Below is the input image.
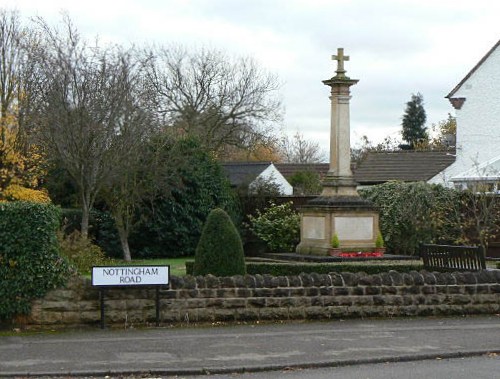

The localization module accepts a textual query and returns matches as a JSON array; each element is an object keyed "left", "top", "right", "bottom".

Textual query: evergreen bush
[
  {"left": 193, "top": 208, "right": 246, "bottom": 276},
  {"left": 0, "top": 202, "right": 71, "bottom": 320},
  {"left": 360, "top": 181, "right": 462, "bottom": 255},
  {"left": 248, "top": 201, "right": 300, "bottom": 252},
  {"left": 131, "top": 138, "right": 240, "bottom": 258}
]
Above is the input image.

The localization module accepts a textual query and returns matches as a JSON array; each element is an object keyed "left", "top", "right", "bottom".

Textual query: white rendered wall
[
  {"left": 251, "top": 164, "right": 293, "bottom": 195},
  {"left": 429, "top": 45, "right": 500, "bottom": 186}
]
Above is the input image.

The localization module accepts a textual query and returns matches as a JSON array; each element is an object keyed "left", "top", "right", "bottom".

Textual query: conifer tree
[
  {"left": 401, "top": 93, "right": 428, "bottom": 149},
  {"left": 193, "top": 208, "right": 246, "bottom": 277}
]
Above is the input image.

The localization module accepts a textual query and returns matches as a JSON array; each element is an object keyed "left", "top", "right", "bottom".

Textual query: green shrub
[
  {"left": 375, "top": 232, "right": 384, "bottom": 248},
  {"left": 288, "top": 170, "right": 322, "bottom": 195},
  {"left": 248, "top": 201, "right": 300, "bottom": 252},
  {"left": 131, "top": 138, "right": 240, "bottom": 258},
  {"left": 61, "top": 208, "right": 122, "bottom": 258},
  {"left": 58, "top": 230, "right": 112, "bottom": 274},
  {"left": 360, "top": 181, "right": 462, "bottom": 255},
  {"left": 193, "top": 208, "right": 246, "bottom": 276},
  {"left": 331, "top": 233, "right": 340, "bottom": 248},
  {"left": 0, "top": 202, "right": 71, "bottom": 320}
]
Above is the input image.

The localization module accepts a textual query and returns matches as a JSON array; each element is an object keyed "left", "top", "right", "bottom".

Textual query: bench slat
[{"left": 420, "top": 244, "right": 486, "bottom": 272}]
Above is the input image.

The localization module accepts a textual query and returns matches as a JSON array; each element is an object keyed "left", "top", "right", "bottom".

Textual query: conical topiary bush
[{"left": 193, "top": 208, "right": 246, "bottom": 276}]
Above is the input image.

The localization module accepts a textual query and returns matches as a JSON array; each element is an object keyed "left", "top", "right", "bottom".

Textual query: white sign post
[{"left": 92, "top": 265, "right": 170, "bottom": 328}]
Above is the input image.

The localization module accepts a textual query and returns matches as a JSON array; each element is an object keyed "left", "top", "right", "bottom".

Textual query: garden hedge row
[
  {"left": 0, "top": 202, "right": 71, "bottom": 321},
  {"left": 186, "top": 261, "right": 424, "bottom": 277}
]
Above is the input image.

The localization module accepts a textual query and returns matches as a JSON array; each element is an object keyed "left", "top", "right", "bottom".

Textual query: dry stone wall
[{"left": 25, "top": 270, "right": 500, "bottom": 329}]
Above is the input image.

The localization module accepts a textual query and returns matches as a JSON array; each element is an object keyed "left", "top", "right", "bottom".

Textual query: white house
[
  {"left": 429, "top": 39, "right": 500, "bottom": 189},
  {"left": 222, "top": 162, "right": 293, "bottom": 195}
]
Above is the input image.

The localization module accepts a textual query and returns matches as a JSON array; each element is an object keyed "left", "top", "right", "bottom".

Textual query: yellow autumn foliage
[
  {"left": 1, "top": 109, "right": 47, "bottom": 191},
  {"left": 1, "top": 184, "right": 51, "bottom": 203},
  {"left": 0, "top": 117, "right": 24, "bottom": 189}
]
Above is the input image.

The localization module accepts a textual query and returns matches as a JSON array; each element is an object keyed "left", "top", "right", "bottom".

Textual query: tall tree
[
  {"left": 279, "top": 132, "right": 326, "bottom": 163},
  {"left": 0, "top": 9, "right": 22, "bottom": 126},
  {"left": 401, "top": 93, "right": 428, "bottom": 149},
  {"left": 31, "top": 16, "right": 150, "bottom": 238},
  {"left": 98, "top": 67, "right": 160, "bottom": 261},
  {"left": 99, "top": 130, "right": 188, "bottom": 261},
  {"left": 143, "top": 46, "right": 283, "bottom": 156},
  {"left": 0, "top": 9, "right": 46, "bottom": 192}
]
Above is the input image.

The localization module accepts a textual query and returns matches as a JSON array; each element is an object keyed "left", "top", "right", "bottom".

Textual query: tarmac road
[{"left": 1, "top": 315, "right": 499, "bottom": 378}]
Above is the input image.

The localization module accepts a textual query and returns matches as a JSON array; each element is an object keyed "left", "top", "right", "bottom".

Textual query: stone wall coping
[{"left": 73, "top": 270, "right": 500, "bottom": 291}]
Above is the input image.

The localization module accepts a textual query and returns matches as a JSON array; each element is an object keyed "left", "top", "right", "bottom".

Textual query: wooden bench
[{"left": 420, "top": 244, "right": 486, "bottom": 272}]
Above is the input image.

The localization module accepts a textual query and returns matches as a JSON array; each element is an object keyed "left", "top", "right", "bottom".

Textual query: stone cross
[
  {"left": 296, "top": 48, "right": 380, "bottom": 257},
  {"left": 332, "top": 48, "right": 349, "bottom": 78}
]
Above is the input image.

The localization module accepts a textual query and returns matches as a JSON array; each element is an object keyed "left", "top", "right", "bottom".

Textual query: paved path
[
  {"left": 187, "top": 356, "right": 500, "bottom": 379},
  {"left": 0, "top": 316, "right": 499, "bottom": 377}
]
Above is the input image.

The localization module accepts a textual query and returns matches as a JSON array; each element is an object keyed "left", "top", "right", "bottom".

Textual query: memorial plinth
[{"left": 296, "top": 48, "right": 380, "bottom": 255}]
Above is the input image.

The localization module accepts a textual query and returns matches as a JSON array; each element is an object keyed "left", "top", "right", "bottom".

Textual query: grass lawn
[{"left": 113, "top": 257, "right": 193, "bottom": 276}]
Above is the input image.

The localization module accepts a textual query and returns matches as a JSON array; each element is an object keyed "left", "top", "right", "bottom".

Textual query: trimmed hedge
[
  {"left": 245, "top": 262, "right": 424, "bottom": 276},
  {"left": 186, "top": 261, "right": 423, "bottom": 276},
  {"left": 0, "top": 202, "right": 71, "bottom": 321}
]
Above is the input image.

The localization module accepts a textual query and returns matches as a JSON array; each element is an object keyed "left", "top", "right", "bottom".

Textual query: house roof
[
  {"left": 222, "top": 153, "right": 454, "bottom": 189},
  {"left": 353, "top": 150, "right": 456, "bottom": 184},
  {"left": 274, "top": 163, "right": 330, "bottom": 178},
  {"left": 447, "top": 39, "right": 500, "bottom": 99},
  {"left": 221, "top": 162, "right": 272, "bottom": 187}
]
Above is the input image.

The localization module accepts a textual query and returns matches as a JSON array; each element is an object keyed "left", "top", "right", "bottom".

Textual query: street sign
[{"left": 92, "top": 266, "right": 170, "bottom": 286}]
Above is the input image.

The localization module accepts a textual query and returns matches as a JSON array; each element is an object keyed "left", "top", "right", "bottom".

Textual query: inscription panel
[
  {"left": 303, "top": 216, "right": 326, "bottom": 240},
  {"left": 334, "top": 216, "right": 373, "bottom": 240}
]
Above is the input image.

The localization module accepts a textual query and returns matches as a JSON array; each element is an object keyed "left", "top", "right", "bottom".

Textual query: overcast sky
[{"left": 2, "top": 0, "right": 499, "bottom": 155}]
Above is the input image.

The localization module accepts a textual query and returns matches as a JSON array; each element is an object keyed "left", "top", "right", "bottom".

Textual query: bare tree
[
  {"left": 0, "top": 9, "right": 24, "bottom": 189},
  {"left": 0, "top": 9, "right": 46, "bottom": 134},
  {"left": 350, "top": 134, "right": 402, "bottom": 164},
  {"left": 143, "top": 46, "right": 283, "bottom": 155},
  {"left": 98, "top": 77, "right": 161, "bottom": 261},
  {"left": 462, "top": 189, "right": 500, "bottom": 252},
  {"left": 0, "top": 9, "right": 22, "bottom": 123},
  {"left": 279, "top": 132, "right": 326, "bottom": 163},
  {"left": 0, "top": 9, "right": 46, "bottom": 190},
  {"left": 32, "top": 16, "right": 150, "bottom": 239}
]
